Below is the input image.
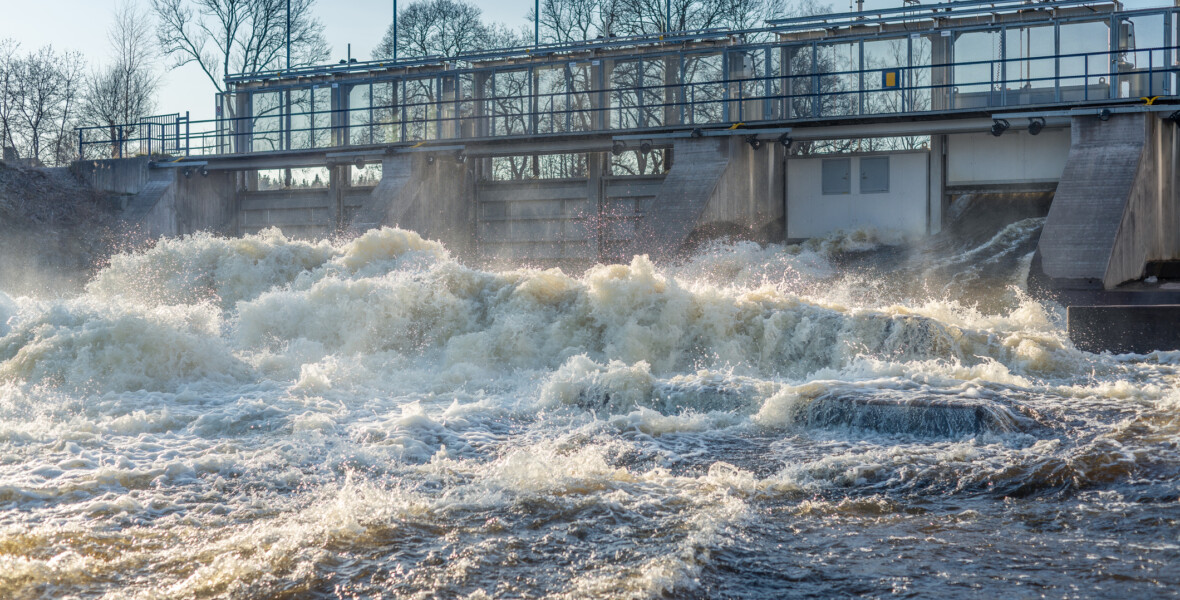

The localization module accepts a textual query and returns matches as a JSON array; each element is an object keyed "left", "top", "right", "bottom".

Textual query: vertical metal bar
[
  {"left": 535, "top": 0, "right": 540, "bottom": 47},
  {"left": 638, "top": 58, "right": 647, "bottom": 128},
  {"left": 1054, "top": 20, "right": 1061, "bottom": 103},
  {"left": 393, "top": 0, "right": 398, "bottom": 60},
  {"left": 811, "top": 42, "right": 819, "bottom": 118},
  {"left": 400, "top": 79, "right": 408, "bottom": 141},
  {"left": 723, "top": 52, "right": 731, "bottom": 123},
  {"left": 1165, "top": 10, "right": 1172, "bottom": 95},
  {"left": 77, "top": 128, "right": 83, "bottom": 159},
  {"left": 286, "top": 0, "right": 291, "bottom": 70},
  {"left": 763, "top": 47, "right": 772, "bottom": 120},
  {"left": 1085, "top": 55, "right": 1089, "bottom": 101},
  {"left": 1110, "top": 15, "right": 1118, "bottom": 100},
  {"left": 999, "top": 26, "right": 1007, "bottom": 106},
  {"left": 858, "top": 40, "right": 864, "bottom": 116},
  {"left": 530, "top": 66, "right": 539, "bottom": 135},
  {"left": 678, "top": 54, "right": 686, "bottom": 125},
  {"left": 185, "top": 111, "right": 190, "bottom": 156}
]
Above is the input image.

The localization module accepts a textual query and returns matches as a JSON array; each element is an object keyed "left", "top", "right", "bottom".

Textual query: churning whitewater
[{"left": 1, "top": 221, "right": 1179, "bottom": 598}]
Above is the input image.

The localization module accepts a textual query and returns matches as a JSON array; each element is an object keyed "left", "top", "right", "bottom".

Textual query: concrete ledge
[{"left": 1067, "top": 305, "right": 1180, "bottom": 354}]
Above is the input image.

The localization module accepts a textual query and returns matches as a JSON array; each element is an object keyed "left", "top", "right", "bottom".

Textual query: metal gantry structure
[{"left": 77, "top": 0, "right": 1180, "bottom": 161}]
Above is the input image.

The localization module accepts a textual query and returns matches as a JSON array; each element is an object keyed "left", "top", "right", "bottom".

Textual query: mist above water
[{"left": 1, "top": 208, "right": 1178, "bottom": 598}]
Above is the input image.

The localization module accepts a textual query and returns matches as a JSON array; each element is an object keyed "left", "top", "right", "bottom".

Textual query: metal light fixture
[
  {"left": 355, "top": 157, "right": 366, "bottom": 169},
  {"left": 200, "top": 167, "right": 209, "bottom": 177},
  {"left": 1099, "top": 108, "right": 1112, "bottom": 121},
  {"left": 990, "top": 118, "right": 1010, "bottom": 137},
  {"left": 612, "top": 140, "right": 626, "bottom": 155},
  {"left": 639, "top": 140, "right": 653, "bottom": 154},
  {"left": 1027, "top": 117, "right": 1045, "bottom": 136},
  {"left": 690, "top": 128, "right": 703, "bottom": 138},
  {"left": 778, "top": 133, "right": 793, "bottom": 148},
  {"left": 745, "top": 134, "right": 762, "bottom": 149}
]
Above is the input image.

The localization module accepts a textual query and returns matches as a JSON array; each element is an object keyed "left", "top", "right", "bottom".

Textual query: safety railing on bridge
[
  {"left": 76, "top": 113, "right": 194, "bottom": 160},
  {"left": 77, "top": 3, "right": 1180, "bottom": 160}
]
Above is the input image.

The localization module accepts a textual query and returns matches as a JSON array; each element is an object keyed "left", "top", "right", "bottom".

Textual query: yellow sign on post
[{"left": 882, "top": 69, "right": 901, "bottom": 89}]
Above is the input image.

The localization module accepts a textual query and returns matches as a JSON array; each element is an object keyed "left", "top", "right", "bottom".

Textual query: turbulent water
[{"left": 1, "top": 215, "right": 1179, "bottom": 599}]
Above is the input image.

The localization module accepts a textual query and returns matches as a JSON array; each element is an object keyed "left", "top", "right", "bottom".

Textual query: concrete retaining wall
[
  {"left": 1036, "top": 112, "right": 1178, "bottom": 289},
  {"left": 73, "top": 157, "right": 153, "bottom": 196},
  {"left": 477, "top": 179, "right": 597, "bottom": 263},
  {"left": 634, "top": 137, "right": 784, "bottom": 261}
]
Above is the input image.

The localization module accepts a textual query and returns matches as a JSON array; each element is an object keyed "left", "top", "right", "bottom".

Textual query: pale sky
[
  {"left": 0, "top": 0, "right": 531, "bottom": 121},
  {"left": 0, "top": 0, "right": 1173, "bottom": 122}
]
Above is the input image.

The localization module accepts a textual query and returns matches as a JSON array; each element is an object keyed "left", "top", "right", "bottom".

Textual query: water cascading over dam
[
  {"left": 2, "top": 198, "right": 1180, "bottom": 597},
  {"left": 7, "top": 0, "right": 1180, "bottom": 596}
]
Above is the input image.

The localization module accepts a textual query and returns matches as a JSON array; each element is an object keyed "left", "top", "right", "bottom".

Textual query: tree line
[{"left": 373, "top": 0, "right": 829, "bottom": 60}]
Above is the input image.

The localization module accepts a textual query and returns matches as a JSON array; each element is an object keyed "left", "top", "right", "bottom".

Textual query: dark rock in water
[{"left": 801, "top": 392, "right": 1030, "bottom": 437}]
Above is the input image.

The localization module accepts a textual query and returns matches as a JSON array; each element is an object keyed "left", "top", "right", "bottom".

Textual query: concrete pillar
[
  {"left": 928, "top": 134, "right": 946, "bottom": 235},
  {"left": 588, "top": 152, "right": 604, "bottom": 259},
  {"left": 472, "top": 72, "right": 489, "bottom": 138},
  {"left": 930, "top": 33, "right": 953, "bottom": 111},
  {"left": 634, "top": 135, "right": 785, "bottom": 260},
  {"left": 663, "top": 55, "right": 680, "bottom": 127},
  {"left": 1037, "top": 112, "right": 1177, "bottom": 289},
  {"left": 234, "top": 91, "right": 251, "bottom": 154},
  {"left": 331, "top": 83, "right": 348, "bottom": 147},
  {"left": 351, "top": 152, "right": 473, "bottom": 254},
  {"left": 328, "top": 164, "right": 348, "bottom": 230},
  {"left": 593, "top": 59, "right": 611, "bottom": 131}
]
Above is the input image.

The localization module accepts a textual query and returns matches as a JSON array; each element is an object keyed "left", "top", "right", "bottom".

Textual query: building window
[
  {"left": 860, "top": 156, "right": 890, "bottom": 193},
  {"left": 821, "top": 158, "right": 851, "bottom": 195}
]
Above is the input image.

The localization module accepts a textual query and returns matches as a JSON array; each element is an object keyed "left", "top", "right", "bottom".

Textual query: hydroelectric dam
[{"left": 74, "top": 0, "right": 1180, "bottom": 353}]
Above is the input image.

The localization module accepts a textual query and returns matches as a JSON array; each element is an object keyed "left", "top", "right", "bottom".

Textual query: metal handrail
[{"left": 78, "top": 41, "right": 1179, "bottom": 160}]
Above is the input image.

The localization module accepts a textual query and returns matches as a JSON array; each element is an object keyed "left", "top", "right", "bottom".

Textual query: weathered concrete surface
[
  {"left": 73, "top": 157, "right": 153, "bottom": 196},
  {"left": 1037, "top": 113, "right": 1177, "bottom": 290},
  {"left": 633, "top": 137, "right": 783, "bottom": 261},
  {"left": 476, "top": 178, "right": 598, "bottom": 264},
  {"left": 132, "top": 170, "right": 178, "bottom": 236},
  {"left": 1068, "top": 305, "right": 1180, "bottom": 354},
  {"left": 352, "top": 153, "right": 473, "bottom": 254},
  {"left": 74, "top": 158, "right": 237, "bottom": 237},
  {"left": 239, "top": 188, "right": 334, "bottom": 238}
]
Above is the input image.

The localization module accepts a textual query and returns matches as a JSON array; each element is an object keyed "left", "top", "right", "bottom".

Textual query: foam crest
[
  {"left": 87, "top": 229, "right": 336, "bottom": 308},
  {"left": 0, "top": 301, "right": 245, "bottom": 392}
]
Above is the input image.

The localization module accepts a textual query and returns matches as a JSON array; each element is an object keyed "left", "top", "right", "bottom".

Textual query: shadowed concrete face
[{"left": 1036, "top": 112, "right": 1179, "bottom": 290}]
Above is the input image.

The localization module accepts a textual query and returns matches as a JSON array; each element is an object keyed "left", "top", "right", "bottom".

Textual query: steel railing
[{"left": 78, "top": 42, "right": 1180, "bottom": 160}]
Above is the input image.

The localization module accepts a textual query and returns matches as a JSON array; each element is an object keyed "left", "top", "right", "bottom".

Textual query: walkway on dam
[{"left": 78, "top": 0, "right": 1180, "bottom": 167}]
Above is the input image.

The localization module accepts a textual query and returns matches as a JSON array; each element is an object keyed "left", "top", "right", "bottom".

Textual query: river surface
[{"left": 1, "top": 215, "right": 1178, "bottom": 598}]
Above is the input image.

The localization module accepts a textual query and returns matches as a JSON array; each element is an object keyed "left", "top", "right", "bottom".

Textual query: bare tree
[
  {"left": 152, "top": 0, "right": 330, "bottom": 94},
  {"left": 82, "top": 2, "right": 160, "bottom": 158},
  {"left": 374, "top": 0, "right": 518, "bottom": 59},
  {"left": 50, "top": 54, "right": 85, "bottom": 165},
  {"left": 0, "top": 39, "right": 18, "bottom": 154},
  {"left": 13, "top": 47, "right": 61, "bottom": 163}
]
